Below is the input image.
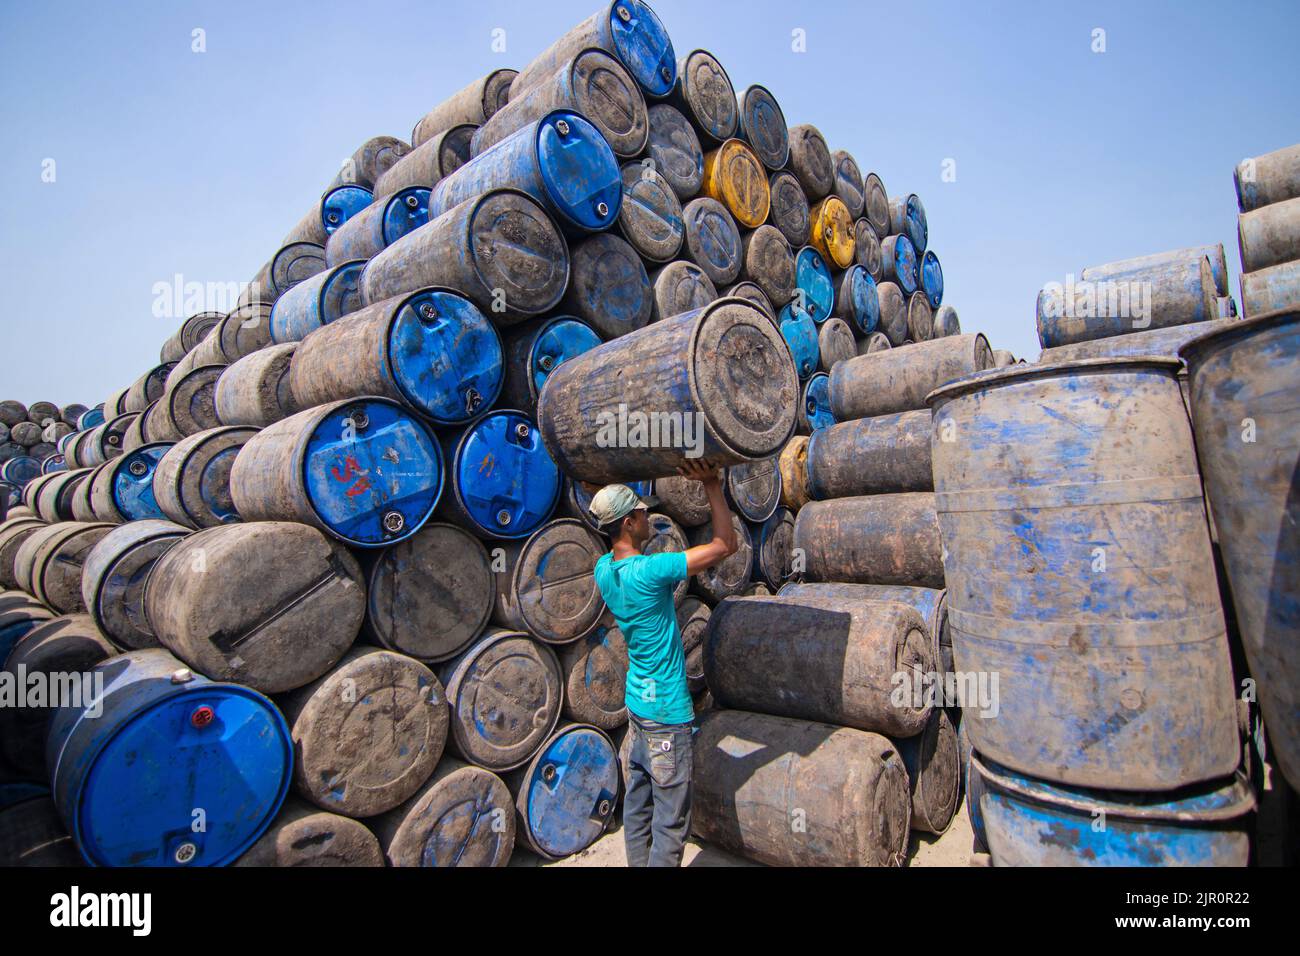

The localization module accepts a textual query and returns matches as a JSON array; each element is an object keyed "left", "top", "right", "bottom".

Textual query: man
[{"left": 586, "top": 459, "right": 739, "bottom": 868}]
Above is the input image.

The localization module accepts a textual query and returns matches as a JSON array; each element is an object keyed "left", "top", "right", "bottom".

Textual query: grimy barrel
[
  {"left": 751, "top": 506, "right": 795, "bottom": 590},
  {"left": 648, "top": 259, "right": 715, "bottom": 322},
  {"left": 700, "top": 139, "right": 770, "bottom": 230},
  {"left": 704, "top": 594, "right": 934, "bottom": 737},
  {"left": 777, "top": 434, "right": 811, "bottom": 511},
  {"left": 724, "top": 456, "right": 781, "bottom": 522},
  {"left": 144, "top": 522, "right": 366, "bottom": 694},
  {"left": 1235, "top": 142, "right": 1300, "bottom": 212},
  {"left": 767, "top": 169, "right": 810, "bottom": 247},
  {"left": 230, "top": 397, "right": 444, "bottom": 548},
  {"left": 1081, "top": 243, "right": 1229, "bottom": 297},
  {"left": 81, "top": 518, "right": 189, "bottom": 649},
  {"left": 280, "top": 647, "right": 448, "bottom": 818},
  {"left": 218, "top": 302, "right": 275, "bottom": 364},
  {"left": 215, "top": 343, "right": 299, "bottom": 428},
  {"left": 1238, "top": 196, "right": 1300, "bottom": 274},
  {"left": 438, "top": 628, "right": 563, "bottom": 771},
  {"left": 0, "top": 518, "right": 45, "bottom": 590},
  {"left": 432, "top": 111, "right": 622, "bottom": 236},
  {"left": 807, "top": 409, "right": 932, "bottom": 499},
  {"left": 894, "top": 708, "right": 960, "bottom": 835},
  {"left": 561, "top": 232, "right": 652, "bottom": 338},
  {"left": 288, "top": 288, "right": 504, "bottom": 426},
  {"left": 831, "top": 333, "right": 993, "bottom": 420},
  {"left": 88, "top": 441, "right": 171, "bottom": 523},
  {"left": 1181, "top": 310, "right": 1300, "bottom": 791},
  {"left": 323, "top": 189, "right": 429, "bottom": 267},
  {"left": 235, "top": 798, "right": 385, "bottom": 867},
  {"left": 45, "top": 648, "right": 291, "bottom": 867},
  {"left": 793, "top": 493, "right": 944, "bottom": 588},
  {"left": 374, "top": 124, "right": 474, "bottom": 200},
  {"left": 498, "top": 315, "right": 603, "bottom": 416},
  {"left": 537, "top": 299, "right": 799, "bottom": 483},
  {"left": 328, "top": 135, "right": 411, "bottom": 191},
  {"left": 492, "top": 518, "right": 606, "bottom": 645},
  {"left": 18, "top": 520, "right": 114, "bottom": 613},
  {"left": 928, "top": 358, "right": 1239, "bottom": 790},
  {"left": 688, "top": 513, "right": 752, "bottom": 603},
  {"left": 1037, "top": 316, "right": 1237, "bottom": 363},
  {"left": 411, "top": 69, "right": 517, "bottom": 146},
  {"left": 652, "top": 473, "right": 709, "bottom": 527},
  {"left": 153, "top": 426, "right": 255, "bottom": 528},
  {"left": 740, "top": 224, "right": 795, "bottom": 308},
  {"left": 559, "top": 614, "right": 629, "bottom": 729},
  {"left": 1240, "top": 260, "right": 1300, "bottom": 316},
  {"left": 363, "top": 521, "right": 493, "bottom": 663},
  {"left": 508, "top": 0, "right": 675, "bottom": 101},
  {"left": 268, "top": 261, "right": 365, "bottom": 343},
  {"left": 1036, "top": 255, "right": 1217, "bottom": 349},
  {"left": 360, "top": 189, "right": 569, "bottom": 323},
  {"left": 618, "top": 161, "right": 684, "bottom": 264},
  {"left": 479, "top": 49, "right": 648, "bottom": 160},
  {"left": 817, "top": 318, "right": 857, "bottom": 373},
  {"left": 681, "top": 196, "right": 742, "bottom": 288},
  {"left": 370, "top": 758, "right": 515, "bottom": 867},
  {"left": 667, "top": 48, "right": 735, "bottom": 146},
  {"left": 643, "top": 103, "right": 704, "bottom": 201},
  {"left": 691, "top": 709, "right": 911, "bottom": 867},
  {"left": 779, "top": 581, "right": 953, "bottom": 678},
  {"left": 507, "top": 723, "right": 619, "bottom": 860}
]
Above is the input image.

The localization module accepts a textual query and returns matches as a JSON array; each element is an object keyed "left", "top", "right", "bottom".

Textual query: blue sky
[{"left": 2, "top": 0, "right": 1297, "bottom": 404}]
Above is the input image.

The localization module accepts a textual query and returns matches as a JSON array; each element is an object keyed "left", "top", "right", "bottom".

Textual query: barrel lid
[
  {"left": 321, "top": 184, "right": 373, "bottom": 234},
  {"left": 453, "top": 409, "right": 561, "bottom": 539},
  {"left": 607, "top": 0, "right": 676, "bottom": 96},
  {"left": 792, "top": 246, "right": 834, "bottom": 323},
  {"left": 71, "top": 677, "right": 291, "bottom": 866},
  {"left": 926, "top": 353, "right": 1181, "bottom": 408},
  {"left": 779, "top": 308, "right": 820, "bottom": 380},
  {"left": 705, "top": 139, "right": 770, "bottom": 229},
  {"left": 520, "top": 724, "right": 618, "bottom": 858},
  {"left": 569, "top": 49, "right": 649, "bottom": 158},
  {"left": 842, "top": 265, "right": 880, "bottom": 334},
  {"left": 725, "top": 456, "right": 781, "bottom": 523},
  {"left": 693, "top": 299, "right": 800, "bottom": 456},
  {"left": 1, "top": 457, "right": 40, "bottom": 485},
  {"left": 802, "top": 372, "right": 834, "bottom": 431},
  {"left": 919, "top": 249, "right": 943, "bottom": 308},
  {"left": 737, "top": 85, "right": 789, "bottom": 170},
  {"left": 677, "top": 49, "right": 737, "bottom": 143},
  {"left": 110, "top": 443, "right": 171, "bottom": 520},
  {"left": 889, "top": 233, "right": 918, "bottom": 294},
  {"left": 318, "top": 260, "right": 366, "bottom": 325},
  {"left": 302, "top": 398, "right": 444, "bottom": 547},
  {"left": 76, "top": 408, "right": 105, "bottom": 430},
  {"left": 683, "top": 196, "right": 742, "bottom": 286},
  {"left": 509, "top": 519, "right": 606, "bottom": 643},
  {"left": 904, "top": 195, "right": 928, "bottom": 253},
  {"left": 646, "top": 104, "right": 704, "bottom": 200},
  {"left": 41, "top": 455, "right": 66, "bottom": 474},
  {"left": 380, "top": 187, "right": 431, "bottom": 245},
  {"left": 618, "top": 161, "right": 685, "bottom": 263},
  {"left": 972, "top": 751, "right": 1255, "bottom": 823},
  {"left": 810, "top": 195, "right": 855, "bottom": 270},
  {"left": 271, "top": 241, "right": 327, "bottom": 296},
  {"left": 528, "top": 317, "right": 602, "bottom": 402},
  {"left": 388, "top": 289, "right": 504, "bottom": 425},
  {"left": 534, "top": 111, "right": 623, "bottom": 232},
  {"left": 1178, "top": 307, "right": 1299, "bottom": 368},
  {"left": 467, "top": 190, "right": 570, "bottom": 316}
]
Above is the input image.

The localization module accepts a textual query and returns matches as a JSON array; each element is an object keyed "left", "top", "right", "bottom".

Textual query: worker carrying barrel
[{"left": 584, "top": 459, "right": 738, "bottom": 867}]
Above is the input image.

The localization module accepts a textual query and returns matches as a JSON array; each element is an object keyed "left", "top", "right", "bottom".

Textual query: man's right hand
[{"left": 676, "top": 459, "right": 720, "bottom": 485}]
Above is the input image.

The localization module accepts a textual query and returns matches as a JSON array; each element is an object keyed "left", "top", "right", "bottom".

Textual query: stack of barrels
[
  {"left": 0, "top": 402, "right": 91, "bottom": 515},
  {"left": 1236, "top": 142, "right": 1300, "bottom": 316}
]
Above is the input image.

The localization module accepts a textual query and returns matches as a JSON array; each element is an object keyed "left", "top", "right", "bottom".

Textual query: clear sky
[{"left": 2, "top": 0, "right": 1297, "bottom": 405}]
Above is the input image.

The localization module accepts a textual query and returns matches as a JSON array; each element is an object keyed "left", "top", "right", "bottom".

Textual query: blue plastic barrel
[
  {"left": 800, "top": 373, "right": 834, "bottom": 432},
  {"left": 269, "top": 260, "right": 366, "bottom": 344},
  {"left": 76, "top": 407, "right": 105, "bottom": 430},
  {"left": 886, "top": 233, "right": 919, "bottom": 295},
  {"left": 324, "top": 187, "right": 431, "bottom": 266},
  {"left": 599, "top": 0, "right": 675, "bottom": 96},
  {"left": 919, "top": 250, "right": 943, "bottom": 308},
  {"left": 0, "top": 457, "right": 41, "bottom": 487},
  {"left": 432, "top": 111, "right": 621, "bottom": 235},
  {"left": 510, "top": 723, "right": 619, "bottom": 860},
  {"left": 40, "top": 455, "right": 67, "bottom": 474},
  {"left": 898, "top": 194, "right": 927, "bottom": 253},
  {"left": 102, "top": 442, "right": 172, "bottom": 521},
  {"left": 440, "top": 409, "right": 561, "bottom": 540},
  {"left": 781, "top": 246, "right": 834, "bottom": 325},
  {"left": 528, "top": 317, "right": 602, "bottom": 400},
  {"left": 45, "top": 649, "right": 292, "bottom": 867},
  {"left": 835, "top": 265, "right": 879, "bottom": 335},
  {"left": 973, "top": 752, "right": 1254, "bottom": 866},
  {"left": 320, "top": 184, "right": 373, "bottom": 234},
  {"left": 779, "top": 308, "right": 820, "bottom": 381}
]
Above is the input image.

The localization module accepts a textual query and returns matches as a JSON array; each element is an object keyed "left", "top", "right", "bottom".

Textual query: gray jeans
[{"left": 623, "top": 714, "right": 694, "bottom": 867}]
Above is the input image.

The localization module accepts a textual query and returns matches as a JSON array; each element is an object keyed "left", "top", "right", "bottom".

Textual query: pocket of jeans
[{"left": 646, "top": 731, "right": 677, "bottom": 786}]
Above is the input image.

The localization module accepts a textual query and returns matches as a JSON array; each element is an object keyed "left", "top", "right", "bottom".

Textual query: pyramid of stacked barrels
[
  {"left": 0, "top": 403, "right": 94, "bottom": 511},
  {"left": 940, "top": 140, "right": 1299, "bottom": 866},
  {"left": 0, "top": 0, "right": 1085, "bottom": 871}
]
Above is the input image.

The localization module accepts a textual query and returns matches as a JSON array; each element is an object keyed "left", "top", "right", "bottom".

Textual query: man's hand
[{"left": 676, "top": 459, "right": 721, "bottom": 485}]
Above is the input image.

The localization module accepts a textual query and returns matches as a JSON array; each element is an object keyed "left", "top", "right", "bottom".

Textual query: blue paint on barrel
[
  {"left": 270, "top": 260, "right": 366, "bottom": 343},
  {"left": 303, "top": 399, "right": 444, "bottom": 547},
  {"left": 446, "top": 410, "right": 561, "bottom": 539},
  {"left": 890, "top": 233, "right": 918, "bottom": 295},
  {"left": 77, "top": 408, "right": 105, "bottom": 430},
  {"left": 380, "top": 187, "right": 431, "bottom": 244},
  {"left": 919, "top": 250, "right": 943, "bottom": 308},
  {"left": 530, "top": 317, "right": 603, "bottom": 397},
  {"left": 0, "top": 619, "right": 45, "bottom": 664},
  {"left": 840, "top": 265, "right": 880, "bottom": 334},
  {"left": 785, "top": 246, "right": 834, "bottom": 324},
  {"left": 321, "top": 184, "right": 374, "bottom": 234},
  {"left": 388, "top": 289, "right": 505, "bottom": 425},
  {"left": 0, "top": 457, "right": 40, "bottom": 487},
  {"left": 973, "top": 752, "right": 1254, "bottom": 866},
  {"left": 901, "top": 195, "right": 927, "bottom": 253},
  {"left": 603, "top": 0, "right": 676, "bottom": 97},
  {"left": 779, "top": 308, "right": 820, "bottom": 381},
  {"left": 958, "top": 720, "right": 988, "bottom": 852},
  {"left": 802, "top": 373, "right": 834, "bottom": 431},
  {"left": 40, "top": 455, "right": 67, "bottom": 475},
  {"left": 46, "top": 649, "right": 292, "bottom": 867},
  {"left": 110, "top": 443, "right": 172, "bottom": 520},
  {"left": 432, "top": 111, "right": 621, "bottom": 234},
  {"left": 517, "top": 725, "right": 618, "bottom": 859}
]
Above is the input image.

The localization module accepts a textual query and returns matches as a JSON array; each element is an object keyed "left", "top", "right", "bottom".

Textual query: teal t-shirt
[{"left": 593, "top": 550, "right": 693, "bottom": 726}]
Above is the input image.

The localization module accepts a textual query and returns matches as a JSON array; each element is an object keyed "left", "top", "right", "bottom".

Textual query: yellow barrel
[
  {"left": 701, "top": 139, "right": 771, "bottom": 229},
  {"left": 809, "top": 195, "right": 855, "bottom": 269}
]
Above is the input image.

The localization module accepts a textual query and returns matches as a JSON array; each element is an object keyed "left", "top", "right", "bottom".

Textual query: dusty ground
[{"left": 510, "top": 801, "right": 978, "bottom": 868}]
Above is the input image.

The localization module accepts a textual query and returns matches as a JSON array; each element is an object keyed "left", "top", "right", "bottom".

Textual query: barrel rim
[
  {"left": 925, "top": 345, "right": 1167, "bottom": 407},
  {"left": 466, "top": 188, "right": 571, "bottom": 316},
  {"left": 513, "top": 720, "right": 617, "bottom": 859},
  {"left": 84, "top": 519, "right": 190, "bottom": 636},
  {"left": 1177, "top": 306, "right": 1297, "bottom": 368},
  {"left": 449, "top": 406, "right": 559, "bottom": 540}
]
